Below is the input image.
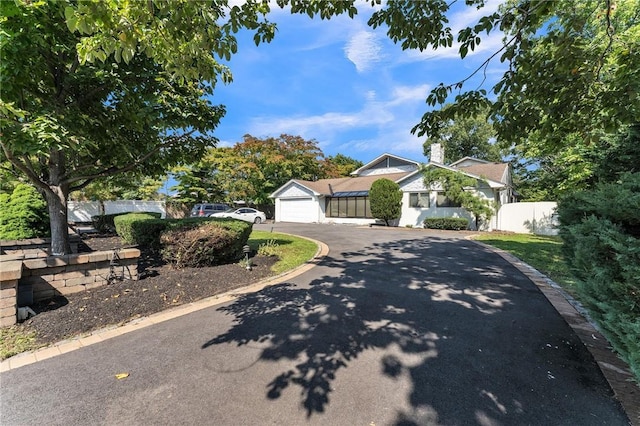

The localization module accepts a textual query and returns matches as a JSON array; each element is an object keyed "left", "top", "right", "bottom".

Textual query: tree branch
[
  {"left": 62, "top": 130, "right": 197, "bottom": 188},
  {"left": 0, "top": 141, "right": 51, "bottom": 194}
]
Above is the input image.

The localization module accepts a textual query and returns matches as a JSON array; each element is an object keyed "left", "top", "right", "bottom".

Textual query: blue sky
[{"left": 211, "top": 0, "right": 506, "bottom": 165}]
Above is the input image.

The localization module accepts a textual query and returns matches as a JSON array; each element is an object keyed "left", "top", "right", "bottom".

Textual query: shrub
[
  {"left": 160, "top": 219, "right": 252, "bottom": 268},
  {"left": 113, "top": 213, "right": 161, "bottom": 244},
  {"left": 93, "top": 211, "right": 161, "bottom": 234},
  {"left": 423, "top": 217, "right": 469, "bottom": 230},
  {"left": 557, "top": 172, "right": 640, "bottom": 380},
  {"left": 369, "top": 178, "right": 402, "bottom": 226},
  {"left": 0, "top": 184, "right": 50, "bottom": 240}
]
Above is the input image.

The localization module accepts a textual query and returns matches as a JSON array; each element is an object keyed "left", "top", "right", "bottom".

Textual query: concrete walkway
[{"left": 1, "top": 223, "right": 636, "bottom": 425}]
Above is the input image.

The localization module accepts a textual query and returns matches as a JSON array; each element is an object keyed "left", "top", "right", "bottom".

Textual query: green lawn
[
  {"left": 473, "top": 233, "right": 579, "bottom": 296},
  {"left": 249, "top": 230, "right": 319, "bottom": 274}
]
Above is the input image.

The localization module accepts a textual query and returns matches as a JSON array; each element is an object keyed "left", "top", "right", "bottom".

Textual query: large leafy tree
[
  {"left": 513, "top": 123, "right": 640, "bottom": 201},
  {"left": 173, "top": 134, "right": 328, "bottom": 206},
  {"left": 323, "top": 154, "right": 364, "bottom": 178},
  {"left": 0, "top": 1, "right": 228, "bottom": 253},
  {"left": 422, "top": 104, "right": 503, "bottom": 164},
  {"left": 403, "top": 0, "right": 640, "bottom": 145}
]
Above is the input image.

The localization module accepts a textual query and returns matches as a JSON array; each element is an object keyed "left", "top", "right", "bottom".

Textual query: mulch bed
[{"left": 15, "top": 234, "right": 277, "bottom": 346}]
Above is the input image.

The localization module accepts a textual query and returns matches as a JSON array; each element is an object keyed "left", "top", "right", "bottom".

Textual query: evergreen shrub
[
  {"left": 423, "top": 217, "right": 469, "bottom": 230},
  {"left": 0, "top": 184, "right": 49, "bottom": 240},
  {"left": 557, "top": 172, "right": 640, "bottom": 380},
  {"left": 369, "top": 178, "right": 402, "bottom": 226}
]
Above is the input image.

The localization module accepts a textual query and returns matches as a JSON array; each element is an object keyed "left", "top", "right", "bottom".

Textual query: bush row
[
  {"left": 423, "top": 217, "right": 469, "bottom": 230},
  {"left": 113, "top": 214, "right": 252, "bottom": 268},
  {"left": 557, "top": 172, "right": 640, "bottom": 380}
]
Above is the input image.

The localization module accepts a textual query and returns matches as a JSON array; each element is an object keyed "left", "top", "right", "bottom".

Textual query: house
[{"left": 270, "top": 144, "right": 515, "bottom": 230}]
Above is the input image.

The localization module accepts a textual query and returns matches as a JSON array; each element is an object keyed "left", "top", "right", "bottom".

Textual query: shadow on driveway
[{"left": 202, "top": 236, "right": 627, "bottom": 424}]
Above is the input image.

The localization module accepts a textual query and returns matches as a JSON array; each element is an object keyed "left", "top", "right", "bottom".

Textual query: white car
[{"left": 211, "top": 207, "right": 267, "bottom": 224}]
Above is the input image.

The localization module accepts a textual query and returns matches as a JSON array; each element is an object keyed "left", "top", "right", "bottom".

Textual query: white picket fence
[
  {"left": 68, "top": 200, "right": 166, "bottom": 222},
  {"left": 495, "top": 202, "right": 558, "bottom": 235}
]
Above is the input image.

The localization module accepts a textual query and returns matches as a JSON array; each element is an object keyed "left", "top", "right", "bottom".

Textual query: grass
[
  {"left": 472, "top": 233, "right": 579, "bottom": 296},
  {"left": 0, "top": 327, "right": 39, "bottom": 360},
  {"left": 249, "top": 230, "right": 319, "bottom": 275}
]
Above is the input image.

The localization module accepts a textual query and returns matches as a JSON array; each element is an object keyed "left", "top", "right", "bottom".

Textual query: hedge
[
  {"left": 113, "top": 213, "right": 163, "bottom": 245},
  {"left": 93, "top": 211, "right": 161, "bottom": 234},
  {"left": 557, "top": 172, "right": 640, "bottom": 381},
  {"left": 423, "top": 217, "right": 469, "bottom": 230}
]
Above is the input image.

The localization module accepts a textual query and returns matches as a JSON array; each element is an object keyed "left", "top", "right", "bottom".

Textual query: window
[
  {"left": 325, "top": 196, "right": 373, "bottom": 218},
  {"left": 409, "top": 192, "right": 430, "bottom": 208},
  {"left": 436, "top": 192, "right": 461, "bottom": 207}
]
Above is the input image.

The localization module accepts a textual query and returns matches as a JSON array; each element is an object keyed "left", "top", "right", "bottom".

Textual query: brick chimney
[{"left": 430, "top": 143, "right": 445, "bottom": 164}]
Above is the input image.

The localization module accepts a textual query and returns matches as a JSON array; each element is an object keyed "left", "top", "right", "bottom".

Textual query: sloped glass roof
[{"left": 331, "top": 191, "right": 369, "bottom": 197}]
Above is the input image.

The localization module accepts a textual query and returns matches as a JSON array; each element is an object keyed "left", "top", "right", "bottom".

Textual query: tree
[
  {"left": 369, "top": 178, "right": 402, "bottom": 226},
  {"left": 513, "top": 123, "right": 640, "bottom": 201},
  {"left": 322, "top": 154, "right": 364, "bottom": 178},
  {"left": 422, "top": 166, "right": 494, "bottom": 229},
  {"left": 423, "top": 104, "right": 503, "bottom": 164},
  {"left": 71, "top": 174, "right": 164, "bottom": 202},
  {"left": 174, "top": 134, "right": 328, "bottom": 206},
  {"left": 398, "top": 1, "right": 640, "bottom": 146},
  {"left": 1, "top": 1, "right": 225, "bottom": 254}
]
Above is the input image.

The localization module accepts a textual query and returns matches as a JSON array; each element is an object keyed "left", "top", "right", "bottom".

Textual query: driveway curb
[
  {"left": 471, "top": 239, "right": 639, "bottom": 425},
  {"left": 0, "top": 235, "right": 329, "bottom": 373}
]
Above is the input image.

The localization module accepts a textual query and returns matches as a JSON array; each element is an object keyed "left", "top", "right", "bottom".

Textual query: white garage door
[{"left": 279, "top": 198, "right": 316, "bottom": 223}]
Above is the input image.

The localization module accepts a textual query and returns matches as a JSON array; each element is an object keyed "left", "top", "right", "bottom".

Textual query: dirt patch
[{"left": 16, "top": 235, "right": 277, "bottom": 346}]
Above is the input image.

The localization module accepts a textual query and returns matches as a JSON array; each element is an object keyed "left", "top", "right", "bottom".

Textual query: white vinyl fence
[
  {"left": 68, "top": 200, "right": 166, "bottom": 222},
  {"left": 495, "top": 202, "right": 558, "bottom": 236}
]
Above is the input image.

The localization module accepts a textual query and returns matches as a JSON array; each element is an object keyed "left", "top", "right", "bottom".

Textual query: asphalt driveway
[{"left": 0, "top": 223, "right": 630, "bottom": 425}]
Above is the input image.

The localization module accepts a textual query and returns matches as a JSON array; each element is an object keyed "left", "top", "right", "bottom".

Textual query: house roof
[
  {"left": 271, "top": 154, "right": 511, "bottom": 199},
  {"left": 273, "top": 172, "right": 412, "bottom": 198},
  {"left": 454, "top": 162, "right": 508, "bottom": 184},
  {"left": 449, "top": 157, "right": 491, "bottom": 167},
  {"left": 350, "top": 153, "right": 420, "bottom": 176}
]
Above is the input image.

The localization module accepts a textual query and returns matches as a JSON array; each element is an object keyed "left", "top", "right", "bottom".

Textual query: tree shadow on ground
[{"left": 201, "top": 237, "right": 624, "bottom": 424}]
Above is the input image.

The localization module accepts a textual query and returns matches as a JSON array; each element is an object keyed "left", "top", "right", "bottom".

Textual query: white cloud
[
  {"left": 344, "top": 31, "right": 384, "bottom": 73},
  {"left": 246, "top": 83, "right": 430, "bottom": 158}
]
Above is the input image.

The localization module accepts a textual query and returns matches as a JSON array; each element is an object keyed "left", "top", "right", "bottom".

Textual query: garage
[{"left": 278, "top": 198, "right": 317, "bottom": 223}]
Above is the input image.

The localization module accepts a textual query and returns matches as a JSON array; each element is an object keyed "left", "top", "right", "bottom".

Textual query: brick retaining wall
[{"left": 0, "top": 248, "right": 139, "bottom": 326}]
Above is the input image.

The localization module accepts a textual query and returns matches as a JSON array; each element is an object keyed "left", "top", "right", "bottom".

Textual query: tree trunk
[{"left": 44, "top": 186, "right": 71, "bottom": 255}]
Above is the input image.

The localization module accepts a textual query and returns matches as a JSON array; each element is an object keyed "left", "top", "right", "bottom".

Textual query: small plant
[
  {"left": 405, "top": 224, "right": 414, "bottom": 228},
  {"left": 258, "top": 239, "right": 280, "bottom": 257}
]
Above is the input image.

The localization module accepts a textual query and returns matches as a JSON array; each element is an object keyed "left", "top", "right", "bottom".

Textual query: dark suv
[{"left": 190, "top": 203, "right": 231, "bottom": 217}]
